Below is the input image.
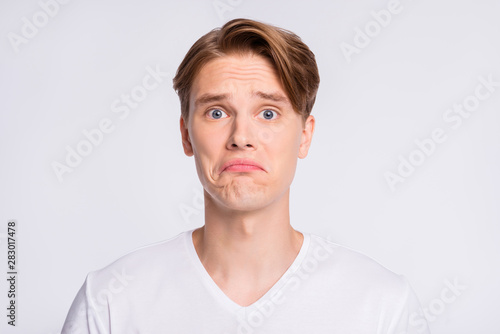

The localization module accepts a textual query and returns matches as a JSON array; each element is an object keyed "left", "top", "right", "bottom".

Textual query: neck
[{"left": 192, "top": 188, "right": 303, "bottom": 287}]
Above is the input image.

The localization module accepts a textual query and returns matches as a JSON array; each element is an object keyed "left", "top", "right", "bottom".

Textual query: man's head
[
  {"left": 173, "top": 19, "right": 319, "bottom": 212},
  {"left": 173, "top": 18, "right": 319, "bottom": 127}
]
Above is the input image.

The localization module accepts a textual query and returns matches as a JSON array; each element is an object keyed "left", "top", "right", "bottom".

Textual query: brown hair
[{"left": 172, "top": 18, "right": 320, "bottom": 126}]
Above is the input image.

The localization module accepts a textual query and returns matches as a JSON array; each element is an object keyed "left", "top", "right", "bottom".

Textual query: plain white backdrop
[{"left": 1, "top": 0, "right": 499, "bottom": 333}]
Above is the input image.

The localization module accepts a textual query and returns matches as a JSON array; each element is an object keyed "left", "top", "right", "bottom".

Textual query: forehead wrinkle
[
  {"left": 192, "top": 55, "right": 287, "bottom": 109},
  {"left": 212, "top": 70, "right": 286, "bottom": 101},
  {"left": 205, "top": 58, "right": 278, "bottom": 80},
  {"left": 215, "top": 71, "right": 277, "bottom": 85},
  {"left": 195, "top": 65, "right": 276, "bottom": 91}
]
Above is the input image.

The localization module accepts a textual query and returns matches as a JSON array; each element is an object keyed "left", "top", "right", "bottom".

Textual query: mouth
[{"left": 219, "top": 158, "right": 265, "bottom": 174}]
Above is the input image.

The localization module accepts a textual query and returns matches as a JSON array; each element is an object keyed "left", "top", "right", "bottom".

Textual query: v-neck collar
[{"left": 184, "top": 228, "right": 311, "bottom": 313}]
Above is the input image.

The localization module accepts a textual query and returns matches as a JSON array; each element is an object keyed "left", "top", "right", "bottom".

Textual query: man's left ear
[{"left": 298, "top": 115, "right": 315, "bottom": 159}]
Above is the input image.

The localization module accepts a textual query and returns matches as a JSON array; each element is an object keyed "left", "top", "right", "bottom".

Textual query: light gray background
[{"left": 1, "top": 0, "right": 499, "bottom": 333}]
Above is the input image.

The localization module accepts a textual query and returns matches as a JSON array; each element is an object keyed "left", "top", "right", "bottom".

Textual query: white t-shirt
[{"left": 61, "top": 229, "right": 431, "bottom": 334}]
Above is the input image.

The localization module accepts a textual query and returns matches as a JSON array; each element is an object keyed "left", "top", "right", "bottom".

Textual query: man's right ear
[{"left": 180, "top": 116, "right": 194, "bottom": 156}]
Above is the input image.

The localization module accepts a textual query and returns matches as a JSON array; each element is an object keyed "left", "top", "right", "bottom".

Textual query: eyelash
[{"left": 206, "top": 108, "right": 280, "bottom": 120}]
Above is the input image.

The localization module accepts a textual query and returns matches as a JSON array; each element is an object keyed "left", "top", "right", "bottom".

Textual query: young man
[{"left": 62, "top": 19, "right": 431, "bottom": 333}]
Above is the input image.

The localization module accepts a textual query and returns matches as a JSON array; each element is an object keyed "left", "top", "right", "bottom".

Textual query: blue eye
[
  {"left": 261, "top": 109, "right": 277, "bottom": 120},
  {"left": 208, "top": 109, "right": 227, "bottom": 119}
]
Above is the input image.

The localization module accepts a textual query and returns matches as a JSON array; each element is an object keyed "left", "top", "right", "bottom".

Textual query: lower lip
[{"left": 224, "top": 164, "right": 263, "bottom": 172}]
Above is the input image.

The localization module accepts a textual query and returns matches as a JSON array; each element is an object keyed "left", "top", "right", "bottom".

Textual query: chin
[
  {"left": 208, "top": 184, "right": 272, "bottom": 211},
  {"left": 225, "top": 197, "right": 271, "bottom": 212}
]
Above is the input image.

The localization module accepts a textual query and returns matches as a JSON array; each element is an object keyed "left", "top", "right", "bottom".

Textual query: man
[{"left": 62, "top": 18, "right": 431, "bottom": 333}]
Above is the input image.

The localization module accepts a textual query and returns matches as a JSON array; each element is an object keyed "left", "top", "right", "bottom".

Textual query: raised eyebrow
[
  {"left": 194, "top": 93, "right": 230, "bottom": 107},
  {"left": 194, "top": 91, "right": 289, "bottom": 108},
  {"left": 253, "top": 91, "right": 290, "bottom": 104}
]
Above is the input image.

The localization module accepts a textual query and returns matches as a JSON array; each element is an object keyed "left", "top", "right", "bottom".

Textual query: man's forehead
[{"left": 189, "top": 54, "right": 292, "bottom": 110}]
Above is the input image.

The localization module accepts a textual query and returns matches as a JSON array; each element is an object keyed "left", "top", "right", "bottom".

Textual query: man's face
[{"left": 180, "top": 53, "right": 315, "bottom": 212}]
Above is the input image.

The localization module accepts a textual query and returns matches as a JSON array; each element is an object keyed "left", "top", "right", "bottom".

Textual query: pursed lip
[{"left": 219, "top": 158, "right": 265, "bottom": 174}]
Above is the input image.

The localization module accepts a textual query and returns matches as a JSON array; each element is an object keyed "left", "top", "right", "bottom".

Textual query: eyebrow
[
  {"left": 194, "top": 93, "right": 229, "bottom": 107},
  {"left": 252, "top": 91, "right": 289, "bottom": 103},
  {"left": 194, "top": 91, "right": 289, "bottom": 108}
]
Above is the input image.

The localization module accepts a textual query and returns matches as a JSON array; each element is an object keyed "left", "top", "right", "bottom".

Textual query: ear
[
  {"left": 180, "top": 116, "right": 194, "bottom": 156},
  {"left": 298, "top": 115, "right": 315, "bottom": 159}
]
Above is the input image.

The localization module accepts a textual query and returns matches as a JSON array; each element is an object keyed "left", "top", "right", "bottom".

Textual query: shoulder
[
  {"left": 302, "top": 234, "right": 430, "bottom": 333},
  {"left": 305, "top": 233, "right": 409, "bottom": 294},
  {"left": 85, "top": 229, "right": 192, "bottom": 292}
]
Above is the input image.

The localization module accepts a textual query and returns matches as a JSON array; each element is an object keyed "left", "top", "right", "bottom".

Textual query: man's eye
[
  {"left": 207, "top": 109, "right": 228, "bottom": 119},
  {"left": 259, "top": 109, "right": 278, "bottom": 120}
]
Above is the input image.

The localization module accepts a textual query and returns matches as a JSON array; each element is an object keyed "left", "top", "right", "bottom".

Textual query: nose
[{"left": 226, "top": 114, "right": 257, "bottom": 150}]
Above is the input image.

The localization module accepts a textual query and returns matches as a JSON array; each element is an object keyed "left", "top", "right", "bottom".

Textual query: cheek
[
  {"left": 270, "top": 132, "right": 300, "bottom": 172},
  {"left": 191, "top": 125, "right": 219, "bottom": 154},
  {"left": 190, "top": 126, "right": 226, "bottom": 171}
]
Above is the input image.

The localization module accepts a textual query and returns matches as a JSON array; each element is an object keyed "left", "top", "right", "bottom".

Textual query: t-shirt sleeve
[
  {"left": 61, "top": 273, "right": 108, "bottom": 334},
  {"left": 389, "top": 275, "right": 431, "bottom": 334}
]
